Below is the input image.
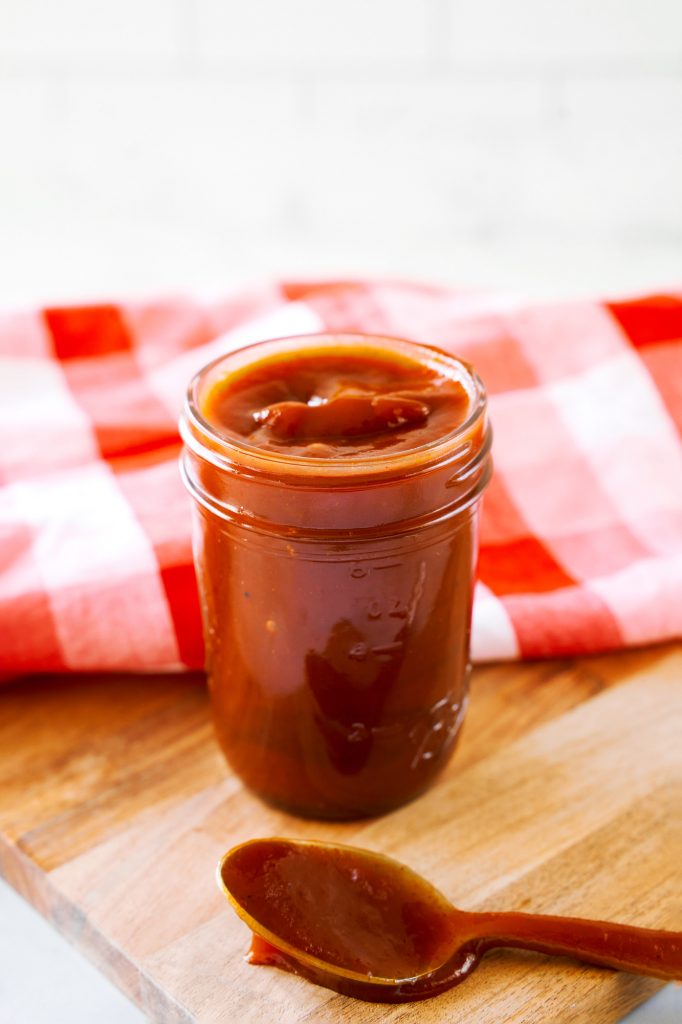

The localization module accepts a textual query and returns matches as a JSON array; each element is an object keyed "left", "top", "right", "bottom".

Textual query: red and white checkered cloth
[{"left": 1, "top": 280, "right": 681, "bottom": 679}]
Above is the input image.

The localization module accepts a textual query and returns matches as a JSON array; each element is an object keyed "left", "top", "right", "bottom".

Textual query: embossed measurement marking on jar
[
  {"left": 350, "top": 563, "right": 403, "bottom": 579},
  {"left": 348, "top": 641, "right": 404, "bottom": 662},
  {"left": 372, "top": 641, "right": 404, "bottom": 663}
]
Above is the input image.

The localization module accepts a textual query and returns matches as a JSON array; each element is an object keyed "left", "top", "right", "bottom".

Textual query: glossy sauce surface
[
  {"left": 201, "top": 350, "right": 471, "bottom": 456},
  {"left": 221, "top": 839, "right": 682, "bottom": 1004},
  {"left": 226, "top": 839, "right": 455, "bottom": 979}
]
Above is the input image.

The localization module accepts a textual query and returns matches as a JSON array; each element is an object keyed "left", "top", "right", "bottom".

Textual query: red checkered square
[
  {"left": 478, "top": 536, "right": 575, "bottom": 595},
  {"left": 45, "top": 305, "right": 133, "bottom": 360},
  {"left": 607, "top": 294, "right": 682, "bottom": 348}
]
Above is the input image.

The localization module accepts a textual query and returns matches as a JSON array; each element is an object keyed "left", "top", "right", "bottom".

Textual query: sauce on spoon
[{"left": 218, "top": 837, "right": 682, "bottom": 1003}]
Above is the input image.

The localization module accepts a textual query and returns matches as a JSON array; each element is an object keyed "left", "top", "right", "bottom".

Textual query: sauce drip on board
[
  {"left": 219, "top": 838, "right": 682, "bottom": 1004},
  {"left": 200, "top": 349, "right": 471, "bottom": 456}
]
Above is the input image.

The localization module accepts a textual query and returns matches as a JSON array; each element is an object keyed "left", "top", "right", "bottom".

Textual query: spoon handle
[{"left": 471, "top": 911, "right": 682, "bottom": 981}]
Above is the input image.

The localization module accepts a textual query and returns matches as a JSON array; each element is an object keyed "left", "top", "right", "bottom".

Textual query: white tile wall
[
  {"left": 446, "top": 0, "right": 682, "bottom": 63},
  {"left": 52, "top": 77, "right": 300, "bottom": 227},
  {"left": 0, "top": 1, "right": 680, "bottom": 299},
  {"left": 0, "top": 0, "right": 183, "bottom": 61},
  {"left": 196, "top": 0, "right": 433, "bottom": 63}
]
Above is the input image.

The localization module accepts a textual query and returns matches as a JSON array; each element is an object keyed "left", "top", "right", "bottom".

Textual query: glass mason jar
[{"left": 180, "top": 333, "right": 491, "bottom": 820}]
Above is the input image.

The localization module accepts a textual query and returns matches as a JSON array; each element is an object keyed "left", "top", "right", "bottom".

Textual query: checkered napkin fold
[{"left": 1, "top": 281, "right": 680, "bottom": 679}]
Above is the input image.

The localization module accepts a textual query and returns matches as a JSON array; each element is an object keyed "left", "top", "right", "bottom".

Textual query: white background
[
  {"left": 1, "top": 1, "right": 681, "bottom": 1020},
  {"left": 1, "top": 0, "right": 681, "bottom": 305}
]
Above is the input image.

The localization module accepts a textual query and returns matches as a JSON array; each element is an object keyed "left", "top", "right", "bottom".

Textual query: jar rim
[{"left": 180, "top": 332, "right": 488, "bottom": 481}]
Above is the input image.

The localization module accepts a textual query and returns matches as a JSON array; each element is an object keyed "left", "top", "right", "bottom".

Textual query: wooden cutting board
[{"left": 0, "top": 644, "right": 680, "bottom": 1023}]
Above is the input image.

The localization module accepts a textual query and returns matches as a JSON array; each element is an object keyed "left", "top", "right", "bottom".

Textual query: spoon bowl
[{"left": 218, "top": 837, "right": 682, "bottom": 1003}]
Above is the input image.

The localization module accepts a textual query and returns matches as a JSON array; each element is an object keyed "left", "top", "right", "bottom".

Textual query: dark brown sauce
[
  {"left": 231, "top": 839, "right": 455, "bottom": 978},
  {"left": 193, "top": 342, "right": 486, "bottom": 819},
  {"left": 221, "top": 839, "right": 682, "bottom": 1004},
  {"left": 201, "top": 350, "right": 470, "bottom": 456}
]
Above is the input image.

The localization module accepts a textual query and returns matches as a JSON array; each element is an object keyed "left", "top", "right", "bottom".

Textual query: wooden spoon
[{"left": 218, "top": 837, "right": 682, "bottom": 1004}]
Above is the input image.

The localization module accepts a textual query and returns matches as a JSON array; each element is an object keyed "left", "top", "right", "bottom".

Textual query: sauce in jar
[
  {"left": 181, "top": 334, "right": 491, "bottom": 819},
  {"left": 200, "top": 349, "right": 471, "bottom": 456}
]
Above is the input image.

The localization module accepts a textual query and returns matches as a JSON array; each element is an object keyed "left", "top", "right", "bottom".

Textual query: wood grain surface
[{"left": 0, "top": 644, "right": 680, "bottom": 1023}]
